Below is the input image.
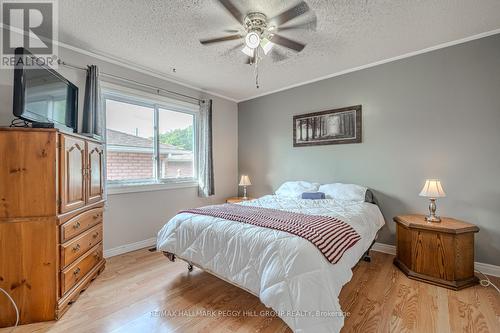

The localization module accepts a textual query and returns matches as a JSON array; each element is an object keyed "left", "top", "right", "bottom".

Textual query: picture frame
[{"left": 293, "top": 105, "right": 362, "bottom": 147}]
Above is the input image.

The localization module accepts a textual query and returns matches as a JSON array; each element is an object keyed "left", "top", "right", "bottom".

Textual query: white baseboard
[
  {"left": 474, "top": 262, "right": 500, "bottom": 278},
  {"left": 371, "top": 242, "right": 500, "bottom": 277},
  {"left": 104, "top": 237, "right": 156, "bottom": 258},
  {"left": 103, "top": 238, "right": 500, "bottom": 278},
  {"left": 372, "top": 242, "right": 396, "bottom": 255}
]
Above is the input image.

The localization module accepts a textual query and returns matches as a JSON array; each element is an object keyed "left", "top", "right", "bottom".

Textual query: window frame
[{"left": 102, "top": 82, "right": 199, "bottom": 193}]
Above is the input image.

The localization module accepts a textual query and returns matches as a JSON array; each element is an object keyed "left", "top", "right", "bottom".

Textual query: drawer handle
[
  {"left": 93, "top": 232, "right": 99, "bottom": 239},
  {"left": 73, "top": 222, "right": 81, "bottom": 230},
  {"left": 94, "top": 252, "right": 101, "bottom": 260},
  {"left": 73, "top": 267, "right": 81, "bottom": 276},
  {"left": 72, "top": 244, "right": 81, "bottom": 252},
  {"left": 93, "top": 213, "right": 101, "bottom": 219}
]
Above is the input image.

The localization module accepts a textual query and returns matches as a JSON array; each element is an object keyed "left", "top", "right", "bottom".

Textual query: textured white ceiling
[{"left": 58, "top": 0, "right": 500, "bottom": 101}]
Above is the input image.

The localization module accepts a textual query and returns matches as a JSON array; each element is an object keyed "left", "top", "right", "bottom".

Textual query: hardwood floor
[{"left": 3, "top": 249, "right": 499, "bottom": 333}]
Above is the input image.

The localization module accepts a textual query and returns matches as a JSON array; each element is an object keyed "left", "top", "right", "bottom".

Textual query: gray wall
[
  {"left": 238, "top": 34, "right": 500, "bottom": 265},
  {"left": 0, "top": 46, "right": 239, "bottom": 252}
]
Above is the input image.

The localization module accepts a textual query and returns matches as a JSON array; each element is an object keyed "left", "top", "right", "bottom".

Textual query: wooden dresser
[
  {"left": 393, "top": 214, "right": 479, "bottom": 290},
  {"left": 0, "top": 128, "right": 105, "bottom": 327}
]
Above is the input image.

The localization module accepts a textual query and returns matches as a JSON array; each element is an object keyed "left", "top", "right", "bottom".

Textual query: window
[
  {"left": 158, "top": 108, "right": 195, "bottom": 179},
  {"left": 104, "top": 87, "right": 198, "bottom": 188}
]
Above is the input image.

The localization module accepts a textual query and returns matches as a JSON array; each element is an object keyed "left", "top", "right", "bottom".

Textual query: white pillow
[
  {"left": 275, "top": 181, "right": 320, "bottom": 198},
  {"left": 319, "top": 183, "right": 368, "bottom": 202}
]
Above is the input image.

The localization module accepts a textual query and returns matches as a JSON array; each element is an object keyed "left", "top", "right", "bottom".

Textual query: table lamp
[
  {"left": 239, "top": 175, "right": 252, "bottom": 200},
  {"left": 419, "top": 179, "right": 446, "bottom": 222}
]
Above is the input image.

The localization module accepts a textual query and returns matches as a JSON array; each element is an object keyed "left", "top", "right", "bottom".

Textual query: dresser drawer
[
  {"left": 60, "top": 224, "right": 102, "bottom": 268},
  {"left": 60, "top": 207, "right": 103, "bottom": 242},
  {"left": 61, "top": 243, "right": 103, "bottom": 295}
]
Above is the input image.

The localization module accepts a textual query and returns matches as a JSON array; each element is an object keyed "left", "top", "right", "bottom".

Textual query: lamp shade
[
  {"left": 419, "top": 179, "right": 446, "bottom": 198},
  {"left": 239, "top": 175, "right": 252, "bottom": 186},
  {"left": 241, "top": 45, "right": 254, "bottom": 57},
  {"left": 260, "top": 38, "right": 274, "bottom": 55}
]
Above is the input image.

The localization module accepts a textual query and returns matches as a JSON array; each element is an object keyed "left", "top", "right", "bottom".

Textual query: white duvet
[{"left": 157, "top": 195, "right": 385, "bottom": 333}]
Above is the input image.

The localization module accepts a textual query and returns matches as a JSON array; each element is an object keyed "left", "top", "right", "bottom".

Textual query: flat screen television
[{"left": 13, "top": 47, "right": 78, "bottom": 132}]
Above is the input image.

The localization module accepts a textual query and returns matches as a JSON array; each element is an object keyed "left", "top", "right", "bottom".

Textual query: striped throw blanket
[{"left": 179, "top": 203, "right": 361, "bottom": 264}]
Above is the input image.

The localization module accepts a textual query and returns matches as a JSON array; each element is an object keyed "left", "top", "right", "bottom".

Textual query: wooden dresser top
[
  {"left": 394, "top": 214, "right": 479, "bottom": 234},
  {"left": 0, "top": 127, "right": 57, "bottom": 132},
  {"left": 0, "top": 127, "right": 103, "bottom": 143}
]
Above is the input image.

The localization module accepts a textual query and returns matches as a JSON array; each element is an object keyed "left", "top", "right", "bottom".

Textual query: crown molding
[
  {"left": 0, "top": 24, "right": 237, "bottom": 102},
  {"left": 54, "top": 41, "right": 239, "bottom": 103},
  {"left": 237, "top": 28, "right": 500, "bottom": 103},
  {"left": 49, "top": 28, "right": 500, "bottom": 103}
]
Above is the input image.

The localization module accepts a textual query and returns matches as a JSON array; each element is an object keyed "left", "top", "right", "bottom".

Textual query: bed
[{"left": 157, "top": 184, "right": 385, "bottom": 333}]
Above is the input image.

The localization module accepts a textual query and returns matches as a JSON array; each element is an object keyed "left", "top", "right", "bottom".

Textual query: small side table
[
  {"left": 226, "top": 197, "right": 255, "bottom": 204},
  {"left": 393, "top": 214, "right": 479, "bottom": 290}
]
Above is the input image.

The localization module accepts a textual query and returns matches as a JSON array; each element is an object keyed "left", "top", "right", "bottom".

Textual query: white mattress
[{"left": 157, "top": 195, "right": 385, "bottom": 333}]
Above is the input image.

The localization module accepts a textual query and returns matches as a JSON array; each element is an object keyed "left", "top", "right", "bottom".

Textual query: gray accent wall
[{"left": 238, "top": 34, "right": 500, "bottom": 265}]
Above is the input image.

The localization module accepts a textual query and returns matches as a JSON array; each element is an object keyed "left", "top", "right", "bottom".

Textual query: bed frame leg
[
  {"left": 163, "top": 252, "right": 193, "bottom": 272},
  {"left": 163, "top": 251, "right": 175, "bottom": 262},
  {"left": 363, "top": 239, "right": 376, "bottom": 262}
]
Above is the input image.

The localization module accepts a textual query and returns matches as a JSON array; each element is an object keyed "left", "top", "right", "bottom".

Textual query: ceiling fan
[{"left": 199, "top": 0, "right": 317, "bottom": 88}]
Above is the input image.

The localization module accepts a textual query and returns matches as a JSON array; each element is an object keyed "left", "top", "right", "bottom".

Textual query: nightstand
[
  {"left": 393, "top": 214, "right": 479, "bottom": 290},
  {"left": 226, "top": 197, "right": 255, "bottom": 204}
]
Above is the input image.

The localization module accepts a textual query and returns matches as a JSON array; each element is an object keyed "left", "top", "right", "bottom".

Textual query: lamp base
[
  {"left": 425, "top": 198, "right": 441, "bottom": 223},
  {"left": 242, "top": 186, "right": 248, "bottom": 200},
  {"left": 425, "top": 215, "right": 441, "bottom": 223}
]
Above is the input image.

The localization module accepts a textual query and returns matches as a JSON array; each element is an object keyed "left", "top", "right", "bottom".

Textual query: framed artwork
[{"left": 293, "top": 105, "right": 362, "bottom": 147}]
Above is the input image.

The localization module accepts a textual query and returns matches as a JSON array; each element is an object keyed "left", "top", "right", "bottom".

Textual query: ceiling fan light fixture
[
  {"left": 260, "top": 38, "right": 274, "bottom": 55},
  {"left": 241, "top": 45, "right": 255, "bottom": 57},
  {"left": 200, "top": 1, "right": 314, "bottom": 89},
  {"left": 245, "top": 32, "right": 261, "bottom": 49}
]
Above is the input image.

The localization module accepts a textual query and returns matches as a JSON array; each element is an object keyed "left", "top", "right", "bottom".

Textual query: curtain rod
[{"left": 58, "top": 60, "right": 202, "bottom": 104}]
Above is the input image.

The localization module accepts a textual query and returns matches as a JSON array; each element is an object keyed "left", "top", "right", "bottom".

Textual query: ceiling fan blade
[
  {"left": 200, "top": 34, "right": 242, "bottom": 45},
  {"left": 272, "top": 34, "right": 306, "bottom": 52},
  {"left": 278, "top": 16, "right": 317, "bottom": 32},
  {"left": 270, "top": 49, "right": 288, "bottom": 62},
  {"left": 270, "top": 1, "right": 310, "bottom": 27},
  {"left": 217, "top": 0, "right": 244, "bottom": 24}
]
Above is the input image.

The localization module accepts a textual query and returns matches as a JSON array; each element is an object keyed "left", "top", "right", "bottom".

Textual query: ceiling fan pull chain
[{"left": 255, "top": 49, "right": 260, "bottom": 89}]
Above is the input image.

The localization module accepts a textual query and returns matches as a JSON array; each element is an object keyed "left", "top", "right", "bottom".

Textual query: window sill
[{"left": 107, "top": 180, "right": 199, "bottom": 195}]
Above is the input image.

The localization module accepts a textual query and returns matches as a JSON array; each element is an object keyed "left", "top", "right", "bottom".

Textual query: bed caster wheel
[
  {"left": 363, "top": 255, "right": 371, "bottom": 262},
  {"left": 187, "top": 263, "right": 193, "bottom": 272}
]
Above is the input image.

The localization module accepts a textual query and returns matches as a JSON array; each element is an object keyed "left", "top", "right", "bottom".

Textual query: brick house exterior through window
[
  {"left": 106, "top": 129, "right": 193, "bottom": 181},
  {"left": 104, "top": 89, "right": 197, "bottom": 186}
]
